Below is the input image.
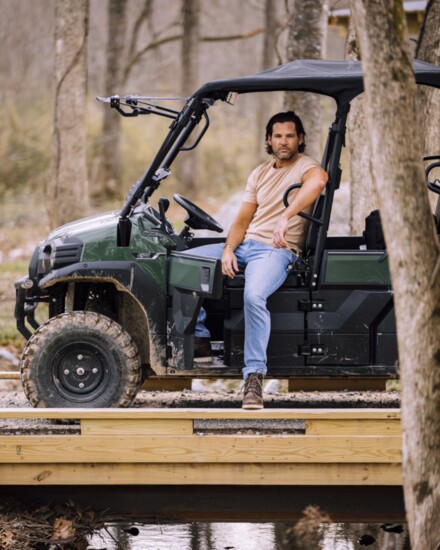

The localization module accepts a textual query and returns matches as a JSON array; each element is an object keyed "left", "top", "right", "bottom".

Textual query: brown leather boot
[{"left": 242, "top": 373, "right": 264, "bottom": 409}]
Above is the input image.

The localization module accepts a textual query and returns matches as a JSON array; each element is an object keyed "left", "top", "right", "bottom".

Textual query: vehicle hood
[{"left": 47, "top": 211, "right": 119, "bottom": 240}]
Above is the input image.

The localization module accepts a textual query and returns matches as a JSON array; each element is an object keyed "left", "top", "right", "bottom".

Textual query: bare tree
[
  {"left": 416, "top": 0, "right": 440, "bottom": 157},
  {"left": 94, "top": 0, "right": 180, "bottom": 201},
  {"left": 284, "top": 0, "right": 329, "bottom": 162},
  {"left": 350, "top": 1, "right": 440, "bottom": 548},
  {"left": 95, "top": 0, "right": 128, "bottom": 200},
  {"left": 256, "top": 0, "right": 278, "bottom": 159},
  {"left": 93, "top": 0, "right": 265, "bottom": 199},
  {"left": 49, "top": 0, "right": 89, "bottom": 228},
  {"left": 345, "top": 20, "right": 378, "bottom": 235},
  {"left": 178, "top": 1, "right": 265, "bottom": 194},
  {"left": 178, "top": 0, "right": 201, "bottom": 194},
  {"left": 181, "top": 0, "right": 200, "bottom": 97},
  {"left": 123, "top": 0, "right": 181, "bottom": 83}
]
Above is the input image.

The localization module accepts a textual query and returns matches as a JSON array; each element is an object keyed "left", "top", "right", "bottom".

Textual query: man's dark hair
[{"left": 265, "top": 111, "right": 306, "bottom": 154}]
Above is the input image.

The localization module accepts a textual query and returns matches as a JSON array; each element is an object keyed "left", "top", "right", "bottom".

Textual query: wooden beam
[
  {"left": 305, "top": 419, "right": 401, "bottom": 435},
  {"left": 0, "top": 372, "right": 20, "bottom": 380},
  {"left": 0, "top": 434, "right": 401, "bottom": 463},
  {"left": 141, "top": 378, "right": 192, "bottom": 391},
  {"left": 0, "top": 408, "right": 403, "bottom": 489},
  {"left": 288, "top": 378, "right": 388, "bottom": 391},
  {"left": 0, "top": 462, "right": 402, "bottom": 486},
  {"left": 80, "top": 418, "right": 193, "bottom": 435},
  {"left": 0, "top": 407, "right": 401, "bottom": 420}
]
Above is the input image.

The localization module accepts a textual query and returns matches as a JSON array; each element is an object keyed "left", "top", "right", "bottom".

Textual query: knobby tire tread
[{"left": 21, "top": 311, "right": 142, "bottom": 408}]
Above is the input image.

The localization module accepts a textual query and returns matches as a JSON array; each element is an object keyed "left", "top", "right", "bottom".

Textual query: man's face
[{"left": 267, "top": 121, "right": 303, "bottom": 162}]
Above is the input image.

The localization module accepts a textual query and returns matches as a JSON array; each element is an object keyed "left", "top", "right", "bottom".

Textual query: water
[{"left": 88, "top": 521, "right": 409, "bottom": 549}]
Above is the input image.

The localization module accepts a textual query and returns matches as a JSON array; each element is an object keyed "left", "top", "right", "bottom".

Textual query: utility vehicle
[{"left": 15, "top": 60, "right": 440, "bottom": 407}]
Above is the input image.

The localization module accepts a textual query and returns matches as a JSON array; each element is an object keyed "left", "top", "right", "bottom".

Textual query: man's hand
[
  {"left": 272, "top": 216, "right": 289, "bottom": 248},
  {"left": 221, "top": 247, "right": 239, "bottom": 279}
]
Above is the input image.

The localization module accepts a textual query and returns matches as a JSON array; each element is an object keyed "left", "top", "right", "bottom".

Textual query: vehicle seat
[
  {"left": 225, "top": 269, "right": 305, "bottom": 289},
  {"left": 363, "top": 210, "right": 386, "bottom": 250}
]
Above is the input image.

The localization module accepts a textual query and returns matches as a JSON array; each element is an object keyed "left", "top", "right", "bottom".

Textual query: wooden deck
[{"left": 0, "top": 408, "right": 402, "bottom": 487}]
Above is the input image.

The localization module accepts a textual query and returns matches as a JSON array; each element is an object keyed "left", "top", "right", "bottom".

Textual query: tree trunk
[
  {"left": 416, "top": 0, "right": 440, "bottom": 158},
  {"left": 95, "top": 0, "right": 128, "bottom": 201},
  {"left": 284, "top": 0, "right": 329, "bottom": 162},
  {"left": 256, "top": 0, "right": 277, "bottom": 160},
  {"left": 345, "top": 20, "right": 378, "bottom": 235},
  {"left": 179, "top": 0, "right": 201, "bottom": 195},
  {"left": 350, "top": 2, "right": 440, "bottom": 548},
  {"left": 49, "top": 0, "right": 89, "bottom": 229},
  {"left": 416, "top": 0, "right": 440, "bottom": 213}
]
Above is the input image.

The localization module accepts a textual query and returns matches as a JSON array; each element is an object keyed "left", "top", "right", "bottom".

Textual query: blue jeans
[{"left": 187, "top": 239, "right": 297, "bottom": 379}]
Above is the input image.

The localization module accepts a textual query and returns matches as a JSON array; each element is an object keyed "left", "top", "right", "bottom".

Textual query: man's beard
[{"left": 273, "top": 147, "right": 299, "bottom": 161}]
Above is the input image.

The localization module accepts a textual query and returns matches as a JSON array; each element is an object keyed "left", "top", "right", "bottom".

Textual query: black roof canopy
[{"left": 194, "top": 59, "right": 440, "bottom": 105}]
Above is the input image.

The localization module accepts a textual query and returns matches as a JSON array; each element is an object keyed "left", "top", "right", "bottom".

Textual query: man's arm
[
  {"left": 272, "top": 166, "right": 328, "bottom": 249},
  {"left": 222, "top": 201, "right": 257, "bottom": 278}
]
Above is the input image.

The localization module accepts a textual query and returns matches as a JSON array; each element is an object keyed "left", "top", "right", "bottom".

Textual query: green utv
[{"left": 15, "top": 60, "right": 440, "bottom": 408}]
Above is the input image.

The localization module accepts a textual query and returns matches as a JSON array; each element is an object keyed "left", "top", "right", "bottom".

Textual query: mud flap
[{"left": 167, "top": 252, "right": 223, "bottom": 370}]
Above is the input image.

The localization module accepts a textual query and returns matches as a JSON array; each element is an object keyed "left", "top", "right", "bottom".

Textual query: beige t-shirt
[{"left": 243, "top": 154, "right": 321, "bottom": 255}]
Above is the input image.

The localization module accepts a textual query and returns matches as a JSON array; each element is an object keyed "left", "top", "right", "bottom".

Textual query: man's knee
[{"left": 244, "top": 289, "right": 266, "bottom": 309}]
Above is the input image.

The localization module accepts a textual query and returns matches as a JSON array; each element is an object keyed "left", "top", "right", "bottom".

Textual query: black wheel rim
[{"left": 52, "top": 342, "right": 112, "bottom": 402}]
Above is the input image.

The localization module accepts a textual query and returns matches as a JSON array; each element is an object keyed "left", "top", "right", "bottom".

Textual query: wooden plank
[
  {"left": 142, "top": 379, "right": 192, "bottom": 391},
  {"left": 0, "top": 434, "right": 401, "bottom": 464},
  {"left": 0, "top": 372, "right": 20, "bottom": 380},
  {"left": 305, "top": 419, "right": 401, "bottom": 435},
  {"left": 80, "top": 419, "right": 193, "bottom": 435},
  {"left": 0, "top": 462, "right": 402, "bottom": 486},
  {"left": 288, "top": 378, "right": 388, "bottom": 391},
  {"left": 0, "top": 407, "right": 401, "bottom": 420}
]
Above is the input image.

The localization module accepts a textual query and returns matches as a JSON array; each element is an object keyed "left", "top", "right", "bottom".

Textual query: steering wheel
[{"left": 173, "top": 194, "right": 224, "bottom": 233}]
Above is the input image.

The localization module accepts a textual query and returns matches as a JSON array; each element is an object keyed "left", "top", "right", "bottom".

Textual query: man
[{"left": 191, "top": 111, "right": 328, "bottom": 409}]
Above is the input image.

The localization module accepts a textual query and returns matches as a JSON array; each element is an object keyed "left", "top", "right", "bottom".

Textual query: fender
[{"left": 39, "top": 260, "right": 167, "bottom": 371}]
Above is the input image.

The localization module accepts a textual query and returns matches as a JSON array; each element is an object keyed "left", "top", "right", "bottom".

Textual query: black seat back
[{"left": 304, "top": 192, "right": 326, "bottom": 257}]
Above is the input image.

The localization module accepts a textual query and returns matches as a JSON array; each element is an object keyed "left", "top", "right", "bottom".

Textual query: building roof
[{"left": 330, "top": 0, "right": 427, "bottom": 17}]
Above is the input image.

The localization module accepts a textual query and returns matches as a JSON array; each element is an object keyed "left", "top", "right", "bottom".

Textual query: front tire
[{"left": 21, "top": 311, "right": 142, "bottom": 408}]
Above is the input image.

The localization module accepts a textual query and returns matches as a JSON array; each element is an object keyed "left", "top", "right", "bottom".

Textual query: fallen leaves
[
  {"left": 0, "top": 529, "right": 16, "bottom": 548},
  {"left": 0, "top": 497, "right": 104, "bottom": 549},
  {"left": 47, "top": 517, "right": 75, "bottom": 543}
]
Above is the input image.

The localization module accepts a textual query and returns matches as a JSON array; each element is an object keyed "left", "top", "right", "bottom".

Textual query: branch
[
  {"left": 124, "top": 27, "right": 266, "bottom": 81},
  {"left": 127, "top": 0, "right": 153, "bottom": 68},
  {"left": 124, "top": 33, "right": 182, "bottom": 81},
  {"left": 202, "top": 27, "right": 264, "bottom": 42}
]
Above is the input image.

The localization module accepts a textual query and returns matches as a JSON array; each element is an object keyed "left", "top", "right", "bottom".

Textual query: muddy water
[{"left": 88, "top": 521, "right": 410, "bottom": 549}]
